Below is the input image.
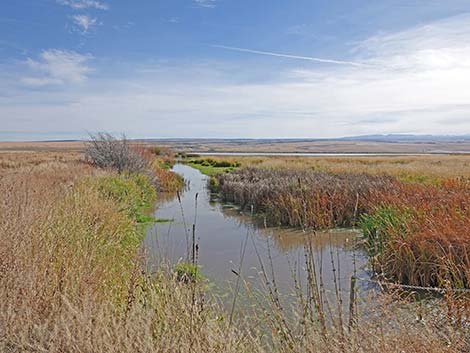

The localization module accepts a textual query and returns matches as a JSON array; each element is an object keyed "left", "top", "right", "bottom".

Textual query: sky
[{"left": 1, "top": 0, "right": 470, "bottom": 140}]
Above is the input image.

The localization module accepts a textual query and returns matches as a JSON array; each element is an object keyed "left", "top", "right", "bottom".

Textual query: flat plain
[
  {"left": 1, "top": 139, "right": 470, "bottom": 352},
  {"left": 2, "top": 138, "right": 470, "bottom": 154}
]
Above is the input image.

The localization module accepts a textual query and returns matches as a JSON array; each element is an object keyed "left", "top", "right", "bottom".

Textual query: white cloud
[
  {"left": 56, "top": 0, "right": 109, "bottom": 10},
  {"left": 3, "top": 14, "right": 470, "bottom": 138},
  {"left": 71, "top": 14, "right": 98, "bottom": 33},
  {"left": 20, "top": 77, "right": 63, "bottom": 87},
  {"left": 22, "top": 49, "right": 93, "bottom": 86},
  {"left": 194, "top": 0, "right": 217, "bottom": 8}
]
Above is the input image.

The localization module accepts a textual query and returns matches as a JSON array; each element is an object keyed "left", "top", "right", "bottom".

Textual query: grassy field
[
  {"left": 1, "top": 147, "right": 469, "bottom": 352},
  {"left": 146, "top": 138, "right": 470, "bottom": 154},
  {"left": 189, "top": 154, "right": 470, "bottom": 182}
]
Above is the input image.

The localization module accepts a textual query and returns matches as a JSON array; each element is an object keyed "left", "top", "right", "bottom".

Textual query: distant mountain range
[
  {"left": 143, "top": 134, "right": 470, "bottom": 143},
  {"left": 338, "top": 134, "right": 470, "bottom": 142},
  {"left": 35, "top": 134, "right": 470, "bottom": 144}
]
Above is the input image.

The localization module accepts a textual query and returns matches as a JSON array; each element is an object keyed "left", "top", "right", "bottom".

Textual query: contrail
[{"left": 212, "top": 45, "right": 366, "bottom": 67}]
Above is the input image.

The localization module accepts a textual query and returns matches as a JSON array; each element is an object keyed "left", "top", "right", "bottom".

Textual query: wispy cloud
[
  {"left": 194, "top": 0, "right": 217, "bottom": 8},
  {"left": 167, "top": 17, "right": 180, "bottom": 24},
  {"left": 71, "top": 14, "right": 98, "bottom": 33},
  {"left": 56, "top": 0, "right": 109, "bottom": 10},
  {"left": 22, "top": 49, "right": 93, "bottom": 86},
  {"left": 212, "top": 45, "right": 367, "bottom": 67},
  {"left": 354, "top": 14, "right": 470, "bottom": 72},
  {"left": 3, "top": 14, "right": 470, "bottom": 139}
]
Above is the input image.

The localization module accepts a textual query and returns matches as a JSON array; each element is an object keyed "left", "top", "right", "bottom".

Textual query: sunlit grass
[
  {"left": 189, "top": 154, "right": 470, "bottom": 183},
  {"left": 1, "top": 150, "right": 469, "bottom": 352},
  {"left": 216, "top": 162, "right": 470, "bottom": 288}
]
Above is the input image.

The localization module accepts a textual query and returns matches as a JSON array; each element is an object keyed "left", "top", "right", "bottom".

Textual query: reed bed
[
  {"left": 217, "top": 166, "right": 470, "bottom": 289},
  {"left": 363, "top": 178, "right": 470, "bottom": 288},
  {"left": 217, "top": 167, "right": 394, "bottom": 229},
  {"left": 1, "top": 149, "right": 469, "bottom": 352}
]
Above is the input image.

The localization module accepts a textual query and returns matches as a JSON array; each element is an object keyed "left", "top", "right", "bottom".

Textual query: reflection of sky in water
[{"left": 144, "top": 164, "right": 375, "bottom": 309}]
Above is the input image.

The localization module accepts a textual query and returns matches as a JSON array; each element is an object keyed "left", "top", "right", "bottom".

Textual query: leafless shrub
[{"left": 85, "top": 132, "right": 149, "bottom": 174}]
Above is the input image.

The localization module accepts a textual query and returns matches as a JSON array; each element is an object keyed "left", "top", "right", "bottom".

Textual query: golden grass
[
  {"left": 0, "top": 150, "right": 82, "bottom": 175},
  {"left": 196, "top": 154, "right": 470, "bottom": 182},
  {"left": 1, "top": 151, "right": 469, "bottom": 352}
]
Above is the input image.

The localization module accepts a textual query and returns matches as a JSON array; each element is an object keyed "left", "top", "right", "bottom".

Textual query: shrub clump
[
  {"left": 85, "top": 133, "right": 150, "bottom": 174},
  {"left": 85, "top": 133, "right": 184, "bottom": 193}
]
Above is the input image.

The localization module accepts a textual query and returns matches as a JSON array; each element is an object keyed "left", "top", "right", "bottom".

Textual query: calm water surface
[{"left": 144, "top": 164, "right": 374, "bottom": 307}]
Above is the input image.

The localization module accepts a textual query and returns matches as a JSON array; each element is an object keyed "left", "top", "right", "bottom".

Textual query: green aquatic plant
[
  {"left": 185, "top": 158, "right": 240, "bottom": 176},
  {"left": 359, "top": 206, "right": 413, "bottom": 258},
  {"left": 174, "top": 262, "right": 203, "bottom": 283}
]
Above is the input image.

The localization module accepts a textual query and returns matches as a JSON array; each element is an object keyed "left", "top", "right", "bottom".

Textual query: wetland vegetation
[
  {"left": 206, "top": 155, "right": 470, "bottom": 289},
  {"left": 1, "top": 142, "right": 469, "bottom": 352}
]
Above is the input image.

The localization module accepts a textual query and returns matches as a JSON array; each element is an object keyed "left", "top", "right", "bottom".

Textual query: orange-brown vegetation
[
  {"left": 1, "top": 150, "right": 469, "bottom": 352},
  {"left": 214, "top": 156, "right": 470, "bottom": 289}
]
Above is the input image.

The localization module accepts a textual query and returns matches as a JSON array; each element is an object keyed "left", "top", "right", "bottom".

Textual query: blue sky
[{"left": 1, "top": 0, "right": 470, "bottom": 140}]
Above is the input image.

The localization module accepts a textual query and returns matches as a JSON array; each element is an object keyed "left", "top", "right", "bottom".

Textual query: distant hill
[
  {"left": 2, "top": 134, "right": 470, "bottom": 154},
  {"left": 338, "top": 134, "right": 470, "bottom": 142},
  {"left": 140, "top": 135, "right": 470, "bottom": 154},
  {"left": 143, "top": 134, "right": 470, "bottom": 144}
]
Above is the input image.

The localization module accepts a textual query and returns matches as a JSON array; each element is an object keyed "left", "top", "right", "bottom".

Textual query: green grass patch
[
  {"left": 185, "top": 158, "right": 240, "bottom": 176},
  {"left": 174, "top": 262, "right": 203, "bottom": 283},
  {"left": 84, "top": 172, "right": 156, "bottom": 222},
  {"left": 58, "top": 172, "right": 159, "bottom": 304},
  {"left": 187, "top": 163, "right": 235, "bottom": 176},
  {"left": 396, "top": 172, "right": 438, "bottom": 185},
  {"left": 360, "top": 206, "right": 413, "bottom": 258},
  {"left": 155, "top": 218, "right": 174, "bottom": 223}
]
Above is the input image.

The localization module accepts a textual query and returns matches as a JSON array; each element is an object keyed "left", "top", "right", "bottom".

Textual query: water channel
[{"left": 144, "top": 164, "right": 376, "bottom": 310}]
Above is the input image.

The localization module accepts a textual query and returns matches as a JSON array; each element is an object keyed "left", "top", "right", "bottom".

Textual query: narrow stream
[{"left": 144, "top": 164, "right": 374, "bottom": 308}]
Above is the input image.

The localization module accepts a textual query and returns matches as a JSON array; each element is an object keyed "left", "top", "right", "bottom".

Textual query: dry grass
[
  {"left": 218, "top": 167, "right": 393, "bottom": 229},
  {"left": 0, "top": 151, "right": 245, "bottom": 352},
  {"left": 0, "top": 150, "right": 82, "bottom": 175},
  {"left": 363, "top": 179, "right": 470, "bottom": 288},
  {"left": 151, "top": 138, "right": 470, "bottom": 154},
  {"left": 214, "top": 155, "right": 470, "bottom": 289},
  {"left": 196, "top": 154, "right": 470, "bottom": 182},
  {"left": 1, "top": 150, "right": 469, "bottom": 352}
]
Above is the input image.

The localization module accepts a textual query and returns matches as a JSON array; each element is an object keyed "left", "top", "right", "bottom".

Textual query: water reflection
[
  {"left": 219, "top": 206, "right": 358, "bottom": 252},
  {"left": 144, "top": 164, "right": 373, "bottom": 307}
]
